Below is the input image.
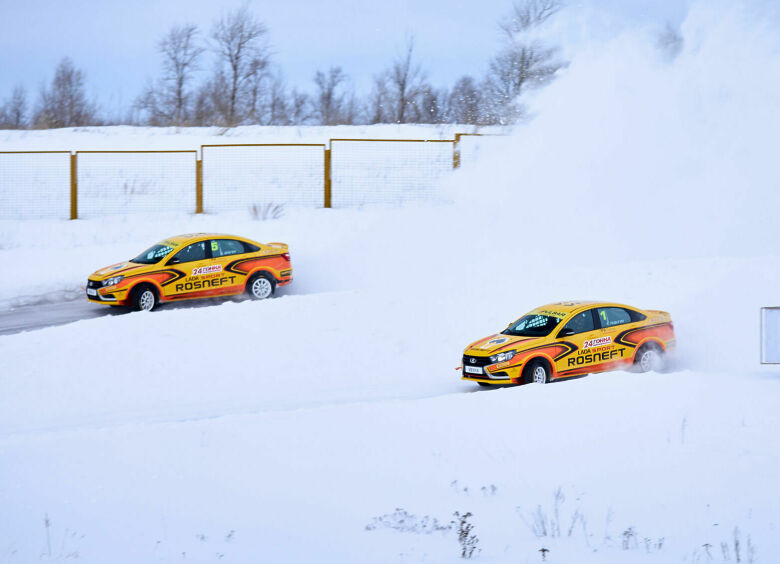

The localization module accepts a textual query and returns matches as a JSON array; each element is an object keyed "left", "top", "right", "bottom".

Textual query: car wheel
[
  {"left": 132, "top": 284, "right": 157, "bottom": 312},
  {"left": 635, "top": 343, "right": 663, "bottom": 372},
  {"left": 525, "top": 360, "right": 550, "bottom": 384},
  {"left": 247, "top": 272, "right": 275, "bottom": 300}
]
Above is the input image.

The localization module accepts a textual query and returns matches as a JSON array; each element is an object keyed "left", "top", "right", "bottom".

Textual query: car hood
[
  {"left": 90, "top": 261, "right": 149, "bottom": 280},
  {"left": 466, "top": 333, "right": 542, "bottom": 354}
]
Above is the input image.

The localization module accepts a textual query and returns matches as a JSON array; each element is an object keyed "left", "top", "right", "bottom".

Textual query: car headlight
[
  {"left": 103, "top": 275, "right": 124, "bottom": 287},
  {"left": 489, "top": 350, "right": 516, "bottom": 363}
]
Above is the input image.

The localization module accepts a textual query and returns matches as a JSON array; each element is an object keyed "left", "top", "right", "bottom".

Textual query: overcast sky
[{"left": 0, "top": 0, "right": 689, "bottom": 116}]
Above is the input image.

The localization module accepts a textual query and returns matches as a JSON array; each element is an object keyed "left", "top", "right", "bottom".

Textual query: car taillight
[{"left": 282, "top": 253, "right": 291, "bottom": 261}]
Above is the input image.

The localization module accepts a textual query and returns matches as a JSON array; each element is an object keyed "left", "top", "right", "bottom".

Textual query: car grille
[
  {"left": 87, "top": 279, "right": 101, "bottom": 289},
  {"left": 463, "top": 355, "right": 492, "bottom": 368}
]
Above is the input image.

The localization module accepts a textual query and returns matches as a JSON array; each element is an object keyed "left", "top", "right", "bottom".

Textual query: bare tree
[
  {"left": 499, "top": 0, "right": 560, "bottom": 37},
  {"left": 289, "top": 89, "right": 310, "bottom": 125},
  {"left": 155, "top": 24, "right": 204, "bottom": 125},
  {"left": 210, "top": 5, "right": 270, "bottom": 126},
  {"left": 448, "top": 76, "right": 482, "bottom": 124},
  {"left": 312, "top": 66, "right": 357, "bottom": 125},
  {"left": 656, "top": 21, "right": 684, "bottom": 62},
  {"left": 413, "top": 85, "right": 446, "bottom": 124},
  {"left": 192, "top": 78, "right": 219, "bottom": 126},
  {"left": 367, "top": 73, "right": 390, "bottom": 124},
  {"left": 245, "top": 55, "right": 271, "bottom": 123},
  {"left": 266, "top": 73, "right": 290, "bottom": 125},
  {"left": 483, "top": 0, "right": 565, "bottom": 124},
  {"left": 33, "top": 57, "right": 98, "bottom": 128},
  {"left": 0, "top": 86, "right": 28, "bottom": 129},
  {"left": 387, "top": 38, "right": 429, "bottom": 123}
]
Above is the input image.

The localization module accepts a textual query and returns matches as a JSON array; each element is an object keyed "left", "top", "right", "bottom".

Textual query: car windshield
[
  {"left": 502, "top": 314, "right": 563, "bottom": 337},
  {"left": 131, "top": 244, "right": 176, "bottom": 264}
]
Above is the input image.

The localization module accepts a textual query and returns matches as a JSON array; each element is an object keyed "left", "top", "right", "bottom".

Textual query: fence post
[
  {"left": 196, "top": 157, "right": 203, "bottom": 214},
  {"left": 324, "top": 147, "right": 332, "bottom": 208},
  {"left": 70, "top": 152, "right": 78, "bottom": 219},
  {"left": 453, "top": 133, "right": 462, "bottom": 169}
]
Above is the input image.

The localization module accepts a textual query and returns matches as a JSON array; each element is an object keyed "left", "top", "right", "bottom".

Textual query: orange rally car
[
  {"left": 86, "top": 233, "right": 292, "bottom": 311},
  {"left": 461, "top": 301, "right": 675, "bottom": 386}
]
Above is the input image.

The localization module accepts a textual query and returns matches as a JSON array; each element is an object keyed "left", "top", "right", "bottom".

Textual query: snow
[{"left": 2, "top": 2, "right": 780, "bottom": 562}]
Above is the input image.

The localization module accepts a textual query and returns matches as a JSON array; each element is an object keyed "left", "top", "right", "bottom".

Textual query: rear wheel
[
  {"left": 525, "top": 360, "right": 550, "bottom": 384},
  {"left": 131, "top": 284, "right": 157, "bottom": 312},
  {"left": 635, "top": 343, "right": 663, "bottom": 372},
  {"left": 247, "top": 272, "right": 275, "bottom": 300}
]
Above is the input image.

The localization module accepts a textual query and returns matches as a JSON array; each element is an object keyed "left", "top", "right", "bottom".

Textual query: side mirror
[{"left": 558, "top": 328, "right": 575, "bottom": 338}]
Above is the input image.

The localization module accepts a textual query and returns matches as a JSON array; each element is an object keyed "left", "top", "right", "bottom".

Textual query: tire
[
  {"left": 247, "top": 272, "right": 275, "bottom": 300},
  {"left": 525, "top": 359, "right": 550, "bottom": 384},
  {"left": 634, "top": 343, "right": 663, "bottom": 373},
  {"left": 131, "top": 284, "right": 157, "bottom": 312}
]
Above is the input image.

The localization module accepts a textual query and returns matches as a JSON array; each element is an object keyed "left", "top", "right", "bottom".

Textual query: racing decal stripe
[
  {"left": 225, "top": 255, "right": 283, "bottom": 276},
  {"left": 557, "top": 359, "right": 631, "bottom": 377},
  {"left": 615, "top": 322, "right": 672, "bottom": 348},
  {"left": 121, "top": 268, "right": 187, "bottom": 287},
  {"left": 166, "top": 285, "right": 244, "bottom": 300},
  {"left": 504, "top": 342, "right": 578, "bottom": 368}
]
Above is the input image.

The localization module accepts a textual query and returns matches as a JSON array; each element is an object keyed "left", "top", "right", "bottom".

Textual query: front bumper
[
  {"left": 461, "top": 354, "right": 519, "bottom": 385},
  {"left": 86, "top": 279, "right": 128, "bottom": 305}
]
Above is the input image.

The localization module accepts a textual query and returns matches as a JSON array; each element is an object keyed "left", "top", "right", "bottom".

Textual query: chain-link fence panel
[
  {"left": 0, "top": 152, "right": 71, "bottom": 219},
  {"left": 202, "top": 144, "right": 325, "bottom": 213},
  {"left": 330, "top": 140, "right": 454, "bottom": 207},
  {"left": 76, "top": 151, "right": 197, "bottom": 218}
]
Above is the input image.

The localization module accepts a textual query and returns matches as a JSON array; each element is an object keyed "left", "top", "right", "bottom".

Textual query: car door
[
  {"left": 555, "top": 308, "right": 603, "bottom": 374},
  {"left": 162, "top": 239, "right": 215, "bottom": 299},
  {"left": 593, "top": 306, "right": 636, "bottom": 369},
  {"left": 206, "top": 238, "right": 253, "bottom": 296}
]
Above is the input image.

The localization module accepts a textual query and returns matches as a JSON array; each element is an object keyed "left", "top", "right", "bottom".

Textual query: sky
[{"left": 0, "top": 0, "right": 689, "bottom": 117}]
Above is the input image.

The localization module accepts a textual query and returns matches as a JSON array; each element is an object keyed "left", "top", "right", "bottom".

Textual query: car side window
[
  {"left": 596, "top": 307, "right": 632, "bottom": 328},
  {"left": 211, "top": 239, "right": 247, "bottom": 258},
  {"left": 168, "top": 241, "right": 207, "bottom": 264},
  {"left": 561, "top": 310, "right": 596, "bottom": 335}
]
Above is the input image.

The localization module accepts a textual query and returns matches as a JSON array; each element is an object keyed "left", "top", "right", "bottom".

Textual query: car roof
[
  {"left": 159, "top": 233, "right": 251, "bottom": 246},
  {"left": 530, "top": 301, "right": 642, "bottom": 317}
]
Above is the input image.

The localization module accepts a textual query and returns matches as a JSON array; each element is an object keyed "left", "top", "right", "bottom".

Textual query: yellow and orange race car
[
  {"left": 461, "top": 301, "right": 675, "bottom": 386},
  {"left": 86, "top": 233, "right": 292, "bottom": 311}
]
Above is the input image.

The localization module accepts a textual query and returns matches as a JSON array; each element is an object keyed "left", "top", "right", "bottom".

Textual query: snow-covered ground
[{"left": 2, "top": 2, "right": 780, "bottom": 562}]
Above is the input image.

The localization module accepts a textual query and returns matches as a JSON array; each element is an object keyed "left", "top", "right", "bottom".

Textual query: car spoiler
[{"left": 266, "top": 242, "right": 288, "bottom": 250}]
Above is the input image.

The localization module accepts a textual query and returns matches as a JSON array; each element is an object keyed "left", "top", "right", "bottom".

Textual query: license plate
[
  {"left": 86, "top": 288, "right": 97, "bottom": 296},
  {"left": 464, "top": 366, "right": 483, "bottom": 375}
]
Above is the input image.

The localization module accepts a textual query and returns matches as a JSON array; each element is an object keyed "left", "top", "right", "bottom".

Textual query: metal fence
[
  {"left": 0, "top": 151, "right": 71, "bottom": 219},
  {"left": 202, "top": 144, "right": 326, "bottom": 213},
  {"left": 330, "top": 139, "right": 454, "bottom": 207},
  {"left": 0, "top": 134, "right": 494, "bottom": 219}
]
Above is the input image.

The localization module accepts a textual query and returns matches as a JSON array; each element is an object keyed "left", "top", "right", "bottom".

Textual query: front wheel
[
  {"left": 635, "top": 343, "right": 663, "bottom": 372},
  {"left": 131, "top": 284, "right": 157, "bottom": 312},
  {"left": 247, "top": 272, "right": 275, "bottom": 300},
  {"left": 525, "top": 360, "right": 550, "bottom": 384}
]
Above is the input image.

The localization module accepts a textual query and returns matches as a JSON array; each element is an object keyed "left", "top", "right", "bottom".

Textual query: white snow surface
[{"left": 2, "top": 2, "right": 780, "bottom": 562}]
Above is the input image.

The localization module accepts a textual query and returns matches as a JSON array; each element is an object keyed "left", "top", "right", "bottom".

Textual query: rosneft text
[
  {"left": 567, "top": 348, "right": 626, "bottom": 366},
  {"left": 175, "top": 276, "right": 237, "bottom": 292}
]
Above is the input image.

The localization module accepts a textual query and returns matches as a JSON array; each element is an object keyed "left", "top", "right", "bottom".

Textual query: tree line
[{"left": 0, "top": 0, "right": 565, "bottom": 130}]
